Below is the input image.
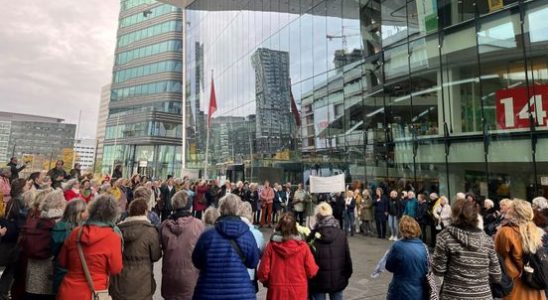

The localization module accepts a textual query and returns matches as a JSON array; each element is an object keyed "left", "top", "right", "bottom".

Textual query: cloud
[{"left": 0, "top": 0, "right": 119, "bottom": 138}]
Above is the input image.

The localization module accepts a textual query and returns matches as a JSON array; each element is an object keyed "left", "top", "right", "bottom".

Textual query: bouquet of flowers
[{"left": 296, "top": 224, "right": 321, "bottom": 252}]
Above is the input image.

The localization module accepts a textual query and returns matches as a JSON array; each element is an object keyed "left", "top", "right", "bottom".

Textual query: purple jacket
[{"left": 160, "top": 211, "right": 205, "bottom": 300}]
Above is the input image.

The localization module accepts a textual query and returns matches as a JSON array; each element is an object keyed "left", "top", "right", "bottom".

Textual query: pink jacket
[{"left": 260, "top": 187, "right": 275, "bottom": 205}]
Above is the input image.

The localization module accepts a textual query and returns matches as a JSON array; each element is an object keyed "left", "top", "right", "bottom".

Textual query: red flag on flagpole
[
  {"left": 289, "top": 83, "right": 301, "bottom": 127},
  {"left": 208, "top": 78, "right": 217, "bottom": 128}
]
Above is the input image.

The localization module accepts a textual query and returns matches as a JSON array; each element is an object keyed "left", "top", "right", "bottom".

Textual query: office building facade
[
  {"left": 0, "top": 111, "right": 76, "bottom": 175},
  {"left": 74, "top": 138, "right": 97, "bottom": 172},
  {"left": 95, "top": 83, "right": 111, "bottom": 173},
  {"left": 175, "top": 0, "right": 548, "bottom": 201},
  {"left": 102, "top": 0, "right": 184, "bottom": 179}
]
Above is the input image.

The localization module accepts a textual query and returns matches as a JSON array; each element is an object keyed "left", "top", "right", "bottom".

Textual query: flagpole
[{"left": 204, "top": 69, "right": 214, "bottom": 179}]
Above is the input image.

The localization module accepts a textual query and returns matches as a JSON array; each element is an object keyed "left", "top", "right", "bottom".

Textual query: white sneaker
[{"left": 389, "top": 235, "right": 394, "bottom": 241}]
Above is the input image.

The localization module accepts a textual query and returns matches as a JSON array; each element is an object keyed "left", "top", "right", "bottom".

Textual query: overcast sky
[{"left": 0, "top": 1, "right": 120, "bottom": 139}]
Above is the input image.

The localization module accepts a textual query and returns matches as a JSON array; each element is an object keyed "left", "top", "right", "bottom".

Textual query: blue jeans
[
  {"left": 343, "top": 211, "right": 355, "bottom": 234},
  {"left": 310, "top": 291, "right": 344, "bottom": 300},
  {"left": 388, "top": 215, "right": 398, "bottom": 237}
]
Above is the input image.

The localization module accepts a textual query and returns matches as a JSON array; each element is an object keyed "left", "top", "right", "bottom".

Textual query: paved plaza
[{"left": 153, "top": 231, "right": 393, "bottom": 300}]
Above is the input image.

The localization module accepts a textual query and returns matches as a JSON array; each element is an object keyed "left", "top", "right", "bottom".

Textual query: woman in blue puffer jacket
[{"left": 192, "top": 194, "right": 260, "bottom": 300}]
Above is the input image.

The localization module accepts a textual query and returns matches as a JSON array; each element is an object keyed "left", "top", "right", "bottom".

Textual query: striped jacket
[{"left": 432, "top": 225, "right": 502, "bottom": 300}]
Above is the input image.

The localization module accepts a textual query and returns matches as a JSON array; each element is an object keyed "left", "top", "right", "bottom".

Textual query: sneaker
[{"left": 388, "top": 235, "right": 393, "bottom": 241}]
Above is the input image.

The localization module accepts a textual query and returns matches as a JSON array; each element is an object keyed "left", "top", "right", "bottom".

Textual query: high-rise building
[
  {"left": 74, "top": 138, "right": 96, "bottom": 172},
  {"left": 95, "top": 83, "right": 111, "bottom": 173},
  {"left": 0, "top": 111, "right": 76, "bottom": 176},
  {"left": 251, "top": 48, "right": 292, "bottom": 155},
  {"left": 163, "top": 0, "right": 548, "bottom": 200},
  {"left": 102, "top": 0, "right": 183, "bottom": 178}
]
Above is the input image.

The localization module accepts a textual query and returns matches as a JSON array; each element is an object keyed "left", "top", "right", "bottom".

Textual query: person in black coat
[
  {"left": 373, "top": 187, "right": 388, "bottom": 239},
  {"left": 273, "top": 184, "right": 286, "bottom": 223},
  {"left": 415, "top": 194, "right": 429, "bottom": 243},
  {"left": 160, "top": 178, "right": 177, "bottom": 221},
  {"left": 308, "top": 202, "right": 352, "bottom": 299},
  {"left": 7, "top": 157, "right": 26, "bottom": 183},
  {"left": 330, "top": 193, "right": 345, "bottom": 229}
]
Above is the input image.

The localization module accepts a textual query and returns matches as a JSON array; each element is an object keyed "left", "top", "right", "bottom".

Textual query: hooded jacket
[
  {"left": 160, "top": 211, "right": 204, "bottom": 300},
  {"left": 56, "top": 225, "right": 123, "bottom": 300},
  {"left": 258, "top": 234, "right": 319, "bottom": 300},
  {"left": 432, "top": 225, "right": 501, "bottom": 300},
  {"left": 386, "top": 238, "right": 427, "bottom": 300},
  {"left": 109, "top": 217, "right": 162, "bottom": 300},
  {"left": 192, "top": 216, "right": 260, "bottom": 300},
  {"left": 308, "top": 216, "right": 352, "bottom": 294}
]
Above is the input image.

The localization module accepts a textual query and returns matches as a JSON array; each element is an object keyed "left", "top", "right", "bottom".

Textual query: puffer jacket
[
  {"left": 258, "top": 234, "right": 319, "bottom": 300},
  {"left": 432, "top": 225, "right": 501, "bottom": 300},
  {"left": 386, "top": 238, "right": 428, "bottom": 300},
  {"left": 110, "top": 216, "right": 162, "bottom": 300},
  {"left": 192, "top": 216, "right": 260, "bottom": 300},
  {"left": 160, "top": 210, "right": 204, "bottom": 300},
  {"left": 308, "top": 216, "right": 352, "bottom": 294}
]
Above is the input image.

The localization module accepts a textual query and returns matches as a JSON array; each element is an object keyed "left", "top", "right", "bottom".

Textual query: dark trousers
[
  {"left": 430, "top": 220, "right": 438, "bottom": 247},
  {"left": 375, "top": 216, "right": 386, "bottom": 238},
  {"left": 420, "top": 223, "right": 428, "bottom": 243},
  {"left": 294, "top": 211, "right": 305, "bottom": 225}
]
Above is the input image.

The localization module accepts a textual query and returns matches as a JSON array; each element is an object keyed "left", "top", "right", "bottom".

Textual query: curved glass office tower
[{"left": 102, "top": 0, "right": 183, "bottom": 179}]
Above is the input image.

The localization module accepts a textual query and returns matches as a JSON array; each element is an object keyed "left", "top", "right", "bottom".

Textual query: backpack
[
  {"left": 19, "top": 214, "right": 56, "bottom": 259},
  {"left": 521, "top": 247, "right": 548, "bottom": 290},
  {"left": 491, "top": 254, "right": 513, "bottom": 297}
]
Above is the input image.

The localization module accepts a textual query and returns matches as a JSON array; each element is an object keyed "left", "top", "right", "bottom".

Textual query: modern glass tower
[{"left": 102, "top": 0, "right": 183, "bottom": 179}]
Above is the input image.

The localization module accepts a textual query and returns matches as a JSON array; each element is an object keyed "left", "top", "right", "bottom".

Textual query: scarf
[
  {"left": 85, "top": 220, "right": 123, "bottom": 237},
  {"left": 315, "top": 215, "right": 340, "bottom": 230},
  {"left": 120, "top": 215, "right": 150, "bottom": 224},
  {"left": 170, "top": 209, "right": 192, "bottom": 220}
]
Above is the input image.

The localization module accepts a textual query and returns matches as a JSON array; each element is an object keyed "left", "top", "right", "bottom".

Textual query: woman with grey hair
[
  {"left": 160, "top": 190, "right": 205, "bottom": 299},
  {"left": 56, "top": 195, "right": 123, "bottom": 300},
  {"left": 202, "top": 206, "right": 220, "bottom": 228},
  {"left": 52, "top": 198, "right": 87, "bottom": 293},
  {"left": 192, "top": 194, "right": 260, "bottom": 299},
  {"left": 20, "top": 189, "right": 66, "bottom": 299}
]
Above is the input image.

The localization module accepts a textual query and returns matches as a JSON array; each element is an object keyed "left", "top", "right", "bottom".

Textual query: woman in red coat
[
  {"left": 258, "top": 213, "right": 319, "bottom": 300},
  {"left": 57, "top": 195, "right": 123, "bottom": 300}
]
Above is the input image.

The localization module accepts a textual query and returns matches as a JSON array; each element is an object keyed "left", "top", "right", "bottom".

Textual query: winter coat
[
  {"left": 373, "top": 195, "right": 388, "bottom": 218},
  {"left": 244, "top": 189, "right": 259, "bottom": 212},
  {"left": 388, "top": 197, "right": 400, "bottom": 216},
  {"left": 360, "top": 196, "right": 373, "bottom": 221},
  {"left": 404, "top": 198, "right": 418, "bottom": 218},
  {"left": 386, "top": 238, "right": 428, "bottom": 300},
  {"left": 160, "top": 211, "right": 204, "bottom": 300},
  {"left": 193, "top": 185, "right": 208, "bottom": 212},
  {"left": 415, "top": 201, "right": 429, "bottom": 225},
  {"left": 258, "top": 235, "right": 319, "bottom": 300},
  {"left": 432, "top": 225, "right": 501, "bottom": 300},
  {"left": 51, "top": 220, "right": 76, "bottom": 294},
  {"left": 57, "top": 225, "right": 123, "bottom": 300},
  {"left": 308, "top": 216, "right": 352, "bottom": 294},
  {"left": 305, "top": 193, "right": 317, "bottom": 217},
  {"left": 192, "top": 216, "right": 260, "bottom": 300},
  {"left": 495, "top": 225, "right": 546, "bottom": 300},
  {"left": 110, "top": 217, "right": 162, "bottom": 300}
]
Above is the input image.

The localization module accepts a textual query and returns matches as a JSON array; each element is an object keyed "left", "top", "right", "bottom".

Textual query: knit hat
[{"left": 314, "top": 201, "right": 333, "bottom": 217}]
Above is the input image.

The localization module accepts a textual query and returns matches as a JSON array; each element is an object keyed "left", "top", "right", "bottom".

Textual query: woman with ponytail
[{"left": 495, "top": 199, "right": 545, "bottom": 300}]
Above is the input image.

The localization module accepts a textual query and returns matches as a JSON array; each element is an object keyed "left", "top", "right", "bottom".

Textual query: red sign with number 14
[{"left": 496, "top": 85, "right": 548, "bottom": 129}]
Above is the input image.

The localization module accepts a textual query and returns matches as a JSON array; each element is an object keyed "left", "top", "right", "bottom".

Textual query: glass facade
[
  {"left": 184, "top": 0, "right": 548, "bottom": 200},
  {"left": 102, "top": 0, "right": 183, "bottom": 178}
]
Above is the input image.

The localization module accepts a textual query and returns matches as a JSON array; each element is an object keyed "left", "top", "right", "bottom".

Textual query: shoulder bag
[
  {"left": 76, "top": 226, "right": 112, "bottom": 300},
  {"left": 422, "top": 243, "right": 439, "bottom": 300}
]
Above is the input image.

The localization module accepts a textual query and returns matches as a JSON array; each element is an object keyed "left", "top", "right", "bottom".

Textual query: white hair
[
  {"left": 532, "top": 197, "right": 548, "bottom": 210},
  {"left": 484, "top": 199, "right": 494, "bottom": 209}
]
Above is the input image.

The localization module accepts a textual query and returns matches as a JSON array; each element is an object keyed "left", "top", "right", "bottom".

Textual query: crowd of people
[
  {"left": 1, "top": 157, "right": 548, "bottom": 300},
  {"left": 0, "top": 160, "right": 354, "bottom": 300}
]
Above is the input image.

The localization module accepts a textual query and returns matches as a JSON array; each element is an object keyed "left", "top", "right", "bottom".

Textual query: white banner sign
[{"left": 309, "top": 174, "right": 345, "bottom": 194}]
